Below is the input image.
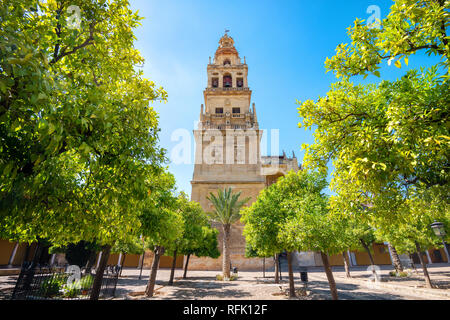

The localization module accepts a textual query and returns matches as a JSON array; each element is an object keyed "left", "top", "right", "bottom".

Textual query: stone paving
[
  {"left": 113, "top": 265, "right": 450, "bottom": 300},
  {"left": 1, "top": 264, "right": 449, "bottom": 300},
  {"left": 300, "top": 264, "right": 450, "bottom": 289}
]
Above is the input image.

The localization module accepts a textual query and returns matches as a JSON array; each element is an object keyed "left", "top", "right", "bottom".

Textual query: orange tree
[
  {"left": 242, "top": 170, "right": 344, "bottom": 299},
  {"left": 297, "top": 0, "right": 449, "bottom": 290},
  {"left": 0, "top": 0, "right": 167, "bottom": 300}
]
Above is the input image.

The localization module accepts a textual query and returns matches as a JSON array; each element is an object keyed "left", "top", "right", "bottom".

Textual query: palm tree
[{"left": 207, "top": 188, "right": 250, "bottom": 278}]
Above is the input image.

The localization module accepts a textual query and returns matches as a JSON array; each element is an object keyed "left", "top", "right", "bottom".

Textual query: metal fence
[
  {"left": 11, "top": 262, "right": 121, "bottom": 300},
  {"left": 98, "top": 265, "right": 121, "bottom": 299}
]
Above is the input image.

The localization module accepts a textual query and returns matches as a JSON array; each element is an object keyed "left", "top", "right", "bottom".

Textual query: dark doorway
[{"left": 433, "top": 250, "right": 443, "bottom": 263}]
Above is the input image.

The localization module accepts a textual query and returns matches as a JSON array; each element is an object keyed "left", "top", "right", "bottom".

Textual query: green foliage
[
  {"left": 243, "top": 170, "right": 340, "bottom": 256},
  {"left": 325, "top": 0, "right": 449, "bottom": 80},
  {"left": 63, "top": 282, "right": 81, "bottom": 298},
  {"left": 192, "top": 227, "right": 220, "bottom": 259},
  {"left": 390, "top": 270, "right": 409, "bottom": 277},
  {"left": 215, "top": 274, "right": 237, "bottom": 281},
  {"left": 297, "top": 0, "right": 450, "bottom": 251},
  {"left": 172, "top": 193, "right": 220, "bottom": 259},
  {"left": 111, "top": 236, "right": 145, "bottom": 256},
  {"left": 79, "top": 274, "right": 94, "bottom": 290},
  {"left": 139, "top": 171, "right": 184, "bottom": 250},
  {"left": 60, "top": 241, "right": 99, "bottom": 267},
  {"left": 0, "top": 0, "right": 167, "bottom": 248},
  {"left": 207, "top": 188, "right": 251, "bottom": 225},
  {"left": 40, "top": 276, "right": 64, "bottom": 297}
]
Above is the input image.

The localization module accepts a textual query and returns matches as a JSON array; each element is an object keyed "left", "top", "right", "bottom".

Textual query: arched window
[
  {"left": 223, "top": 75, "right": 232, "bottom": 87},
  {"left": 223, "top": 59, "right": 231, "bottom": 66}
]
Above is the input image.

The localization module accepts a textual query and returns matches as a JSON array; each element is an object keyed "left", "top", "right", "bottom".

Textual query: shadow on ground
[
  {"left": 159, "top": 280, "right": 250, "bottom": 299},
  {"left": 306, "top": 279, "right": 418, "bottom": 300}
]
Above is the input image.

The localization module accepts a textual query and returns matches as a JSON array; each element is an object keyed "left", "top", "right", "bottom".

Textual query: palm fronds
[{"left": 207, "top": 188, "right": 250, "bottom": 224}]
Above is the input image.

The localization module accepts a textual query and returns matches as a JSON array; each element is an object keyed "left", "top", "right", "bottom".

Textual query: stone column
[
  {"left": 50, "top": 254, "right": 56, "bottom": 266},
  {"left": 348, "top": 250, "right": 357, "bottom": 266},
  {"left": 425, "top": 250, "right": 433, "bottom": 264},
  {"left": 96, "top": 252, "right": 103, "bottom": 269},
  {"left": 8, "top": 242, "right": 19, "bottom": 266}
]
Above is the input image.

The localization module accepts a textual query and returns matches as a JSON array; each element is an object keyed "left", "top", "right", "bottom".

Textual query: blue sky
[{"left": 129, "top": 0, "right": 440, "bottom": 196}]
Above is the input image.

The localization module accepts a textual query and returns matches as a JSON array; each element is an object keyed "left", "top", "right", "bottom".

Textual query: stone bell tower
[{"left": 189, "top": 32, "right": 268, "bottom": 271}]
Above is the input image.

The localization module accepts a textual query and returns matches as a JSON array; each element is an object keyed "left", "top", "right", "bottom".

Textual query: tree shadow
[
  {"left": 157, "top": 279, "right": 250, "bottom": 300},
  {"left": 307, "top": 279, "right": 421, "bottom": 300},
  {"left": 0, "top": 276, "right": 19, "bottom": 287}
]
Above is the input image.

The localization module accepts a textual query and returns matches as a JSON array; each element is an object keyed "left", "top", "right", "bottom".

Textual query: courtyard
[{"left": 2, "top": 264, "right": 448, "bottom": 301}]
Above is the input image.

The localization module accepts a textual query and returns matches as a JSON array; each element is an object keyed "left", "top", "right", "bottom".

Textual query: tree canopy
[
  {"left": 1, "top": 0, "right": 167, "bottom": 248},
  {"left": 297, "top": 0, "right": 449, "bottom": 243}
]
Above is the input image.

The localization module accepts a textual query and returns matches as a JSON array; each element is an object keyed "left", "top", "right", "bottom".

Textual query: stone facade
[{"left": 189, "top": 33, "right": 300, "bottom": 271}]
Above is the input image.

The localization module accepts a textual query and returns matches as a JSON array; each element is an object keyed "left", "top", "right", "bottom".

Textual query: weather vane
[{"left": 225, "top": 29, "right": 230, "bottom": 34}]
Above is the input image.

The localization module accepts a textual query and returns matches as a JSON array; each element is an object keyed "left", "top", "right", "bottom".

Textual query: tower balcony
[
  {"left": 205, "top": 87, "right": 250, "bottom": 92},
  {"left": 198, "top": 122, "right": 258, "bottom": 130}
]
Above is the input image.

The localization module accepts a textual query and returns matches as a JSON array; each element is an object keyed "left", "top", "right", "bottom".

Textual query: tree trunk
[
  {"left": 90, "top": 245, "right": 112, "bottom": 300},
  {"left": 119, "top": 253, "right": 126, "bottom": 277},
  {"left": 183, "top": 253, "right": 191, "bottom": 279},
  {"left": 168, "top": 248, "right": 178, "bottom": 285},
  {"left": 263, "top": 258, "right": 265, "bottom": 278},
  {"left": 408, "top": 252, "right": 418, "bottom": 273},
  {"left": 274, "top": 254, "right": 280, "bottom": 284},
  {"left": 415, "top": 242, "right": 433, "bottom": 289},
  {"left": 287, "top": 251, "right": 296, "bottom": 298},
  {"left": 31, "top": 239, "right": 45, "bottom": 265},
  {"left": 23, "top": 240, "right": 44, "bottom": 292},
  {"left": 222, "top": 224, "right": 231, "bottom": 278},
  {"left": 320, "top": 252, "right": 338, "bottom": 300},
  {"left": 23, "top": 243, "right": 31, "bottom": 263},
  {"left": 360, "top": 239, "right": 375, "bottom": 265},
  {"left": 146, "top": 246, "right": 165, "bottom": 297},
  {"left": 342, "top": 252, "right": 351, "bottom": 278},
  {"left": 387, "top": 243, "right": 403, "bottom": 272},
  {"left": 138, "top": 251, "right": 146, "bottom": 280}
]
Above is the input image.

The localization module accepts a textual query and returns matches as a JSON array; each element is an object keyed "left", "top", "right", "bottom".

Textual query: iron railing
[{"left": 10, "top": 262, "right": 121, "bottom": 300}]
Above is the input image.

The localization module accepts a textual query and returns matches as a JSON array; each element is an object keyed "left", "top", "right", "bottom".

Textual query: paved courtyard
[
  {"left": 115, "top": 263, "right": 450, "bottom": 300},
  {"left": 1, "top": 264, "right": 449, "bottom": 300}
]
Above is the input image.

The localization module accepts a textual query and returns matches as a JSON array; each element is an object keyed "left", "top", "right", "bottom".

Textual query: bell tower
[
  {"left": 193, "top": 32, "right": 264, "bottom": 183},
  {"left": 190, "top": 33, "right": 267, "bottom": 271}
]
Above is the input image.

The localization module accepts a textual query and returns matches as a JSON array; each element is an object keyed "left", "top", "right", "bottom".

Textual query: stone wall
[{"left": 190, "top": 181, "right": 270, "bottom": 271}]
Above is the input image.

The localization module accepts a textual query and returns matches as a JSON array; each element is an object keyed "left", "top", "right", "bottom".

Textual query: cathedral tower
[
  {"left": 190, "top": 33, "right": 267, "bottom": 270},
  {"left": 189, "top": 33, "right": 299, "bottom": 271}
]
